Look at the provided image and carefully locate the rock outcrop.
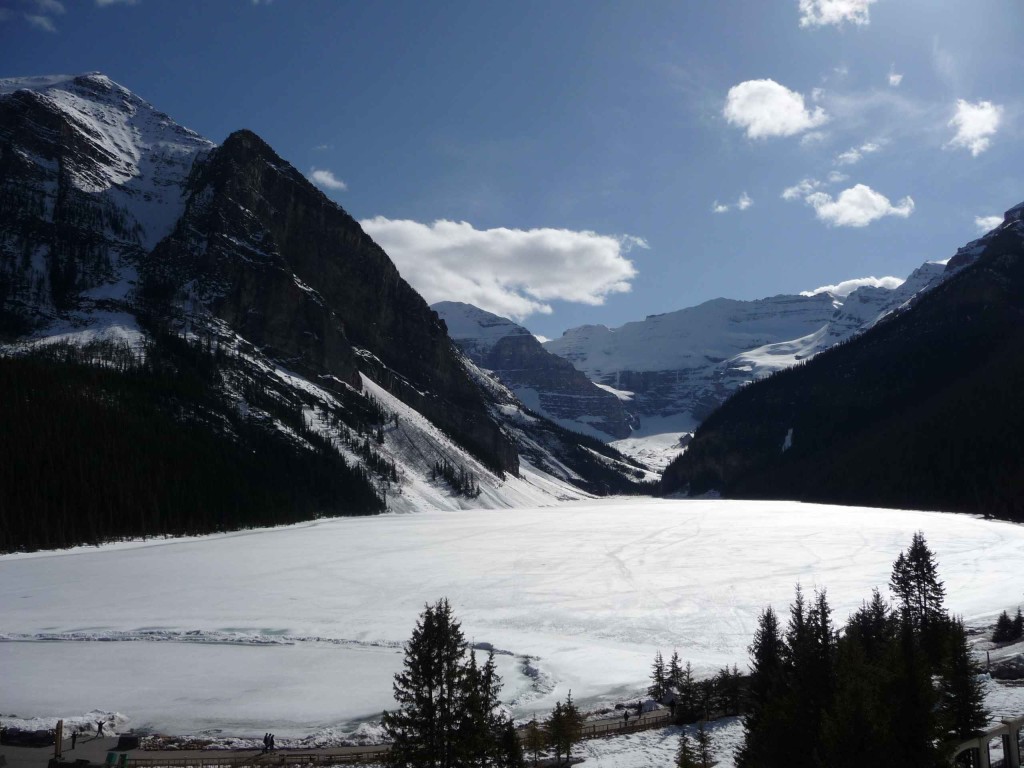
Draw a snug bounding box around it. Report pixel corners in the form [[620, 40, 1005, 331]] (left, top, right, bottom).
[[434, 301, 634, 440]]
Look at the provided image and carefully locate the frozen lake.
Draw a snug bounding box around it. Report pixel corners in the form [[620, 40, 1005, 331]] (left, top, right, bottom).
[[2, 498, 1020, 737]]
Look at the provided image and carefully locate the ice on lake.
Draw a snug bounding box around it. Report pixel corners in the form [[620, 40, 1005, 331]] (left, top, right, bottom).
[[2, 498, 1020, 737]]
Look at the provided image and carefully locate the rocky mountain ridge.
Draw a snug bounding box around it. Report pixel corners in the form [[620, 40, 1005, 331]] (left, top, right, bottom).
[[545, 252, 970, 441], [657, 197, 1024, 517], [433, 300, 634, 440], [0, 73, 646, 550]]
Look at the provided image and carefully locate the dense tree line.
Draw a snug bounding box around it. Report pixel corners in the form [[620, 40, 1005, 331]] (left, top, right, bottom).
[[660, 231, 1024, 520], [432, 458, 481, 498], [992, 607, 1024, 643], [649, 650, 743, 723], [737, 533, 987, 768], [0, 332, 388, 552]]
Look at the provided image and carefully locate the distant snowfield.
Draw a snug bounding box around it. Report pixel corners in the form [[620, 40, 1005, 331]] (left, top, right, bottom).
[[2, 499, 1021, 741]]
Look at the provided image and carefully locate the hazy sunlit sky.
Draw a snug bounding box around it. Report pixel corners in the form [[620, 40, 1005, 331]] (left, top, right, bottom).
[[2, 0, 1022, 339]]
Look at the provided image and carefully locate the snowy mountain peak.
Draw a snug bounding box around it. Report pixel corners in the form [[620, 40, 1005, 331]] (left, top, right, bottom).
[[433, 301, 532, 352]]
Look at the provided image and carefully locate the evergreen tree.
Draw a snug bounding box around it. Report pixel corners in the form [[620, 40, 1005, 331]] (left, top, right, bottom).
[[941, 617, 988, 741], [736, 606, 787, 768], [384, 599, 470, 768], [890, 532, 947, 660], [675, 661, 699, 724], [523, 716, 545, 768], [495, 720, 525, 768], [675, 732, 699, 768], [993, 610, 1015, 643], [384, 600, 510, 768], [694, 721, 714, 768], [1015, 607, 1024, 641], [668, 650, 684, 692], [545, 692, 583, 767], [649, 650, 667, 700]]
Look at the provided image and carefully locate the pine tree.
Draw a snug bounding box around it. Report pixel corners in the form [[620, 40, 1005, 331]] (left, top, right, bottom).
[[546, 692, 583, 767], [890, 532, 947, 660], [495, 720, 525, 768], [383, 599, 470, 768], [993, 610, 1015, 642], [1015, 607, 1024, 641], [694, 721, 714, 768], [649, 650, 667, 700], [675, 732, 699, 768], [668, 650, 684, 692], [523, 716, 545, 768], [941, 616, 988, 741], [383, 600, 509, 768], [675, 661, 698, 724], [736, 606, 787, 768]]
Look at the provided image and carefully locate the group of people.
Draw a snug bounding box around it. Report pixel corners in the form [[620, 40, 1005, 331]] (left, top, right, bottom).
[[262, 733, 276, 753]]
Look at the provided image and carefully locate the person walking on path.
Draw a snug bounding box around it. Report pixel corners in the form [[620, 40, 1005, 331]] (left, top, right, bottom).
[[623, 710, 630, 729], [270, 734, 275, 751], [262, 734, 269, 754], [71, 732, 77, 750], [96, 721, 105, 738]]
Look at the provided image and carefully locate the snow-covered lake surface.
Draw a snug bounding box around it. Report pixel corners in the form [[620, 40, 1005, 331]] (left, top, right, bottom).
[[2, 498, 1021, 742]]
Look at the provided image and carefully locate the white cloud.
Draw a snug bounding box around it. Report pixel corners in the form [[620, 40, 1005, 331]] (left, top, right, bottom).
[[723, 79, 828, 139], [360, 218, 643, 321], [533, 334, 550, 344], [309, 167, 347, 191], [805, 184, 914, 227], [24, 13, 57, 31], [96, 0, 139, 5], [800, 130, 828, 146], [888, 67, 903, 87], [782, 178, 822, 201], [827, 170, 849, 184], [801, 275, 905, 297], [974, 215, 1003, 233], [32, 0, 64, 13], [835, 140, 881, 166], [947, 99, 1003, 157], [799, 0, 877, 27], [312, 144, 332, 151], [712, 192, 753, 213]]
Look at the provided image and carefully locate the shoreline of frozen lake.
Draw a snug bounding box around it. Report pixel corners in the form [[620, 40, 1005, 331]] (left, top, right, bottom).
[[2, 498, 1022, 739]]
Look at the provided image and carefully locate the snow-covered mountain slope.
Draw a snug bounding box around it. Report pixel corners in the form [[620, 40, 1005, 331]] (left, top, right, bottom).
[[0, 73, 213, 329], [660, 200, 1024, 516], [1, 73, 646, 552], [545, 246, 980, 465], [434, 301, 634, 440]]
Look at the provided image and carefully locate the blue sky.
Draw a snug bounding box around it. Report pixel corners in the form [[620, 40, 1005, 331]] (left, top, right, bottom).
[[2, 0, 1022, 339]]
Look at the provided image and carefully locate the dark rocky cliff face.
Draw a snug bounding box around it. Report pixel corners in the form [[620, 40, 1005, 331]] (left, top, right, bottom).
[[434, 300, 634, 440], [145, 130, 518, 475], [659, 204, 1024, 519]]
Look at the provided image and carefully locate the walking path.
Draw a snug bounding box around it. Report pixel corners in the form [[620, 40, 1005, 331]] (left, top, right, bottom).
[[0, 709, 674, 768]]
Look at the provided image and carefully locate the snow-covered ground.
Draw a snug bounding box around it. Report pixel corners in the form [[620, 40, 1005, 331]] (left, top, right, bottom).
[[2, 499, 1022, 749]]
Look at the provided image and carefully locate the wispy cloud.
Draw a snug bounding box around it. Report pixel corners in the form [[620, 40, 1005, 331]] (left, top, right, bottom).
[[309, 167, 347, 191], [974, 215, 1003, 233], [801, 275, 904, 297], [888, 65, 903, 87], [799, 0, 877, 28], [712, 192, 753, 214], [312, 144, 332, 151], [360, 218, 643, 321], [22, 0, 63, 32], [835, 140, 881, 166], [24, 13, 57, 31], [723, 79, 828, 139], [947, 99, 1003, 157], [96, 0, 139, 6], [805, 184, 914, 227]]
